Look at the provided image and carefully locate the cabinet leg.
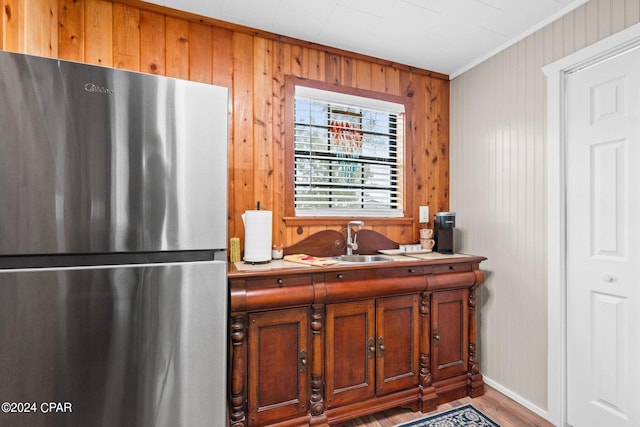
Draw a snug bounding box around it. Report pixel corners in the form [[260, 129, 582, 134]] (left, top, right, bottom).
[[467, 283, 484, 398], [230, 314, 247, 427], [310, 305, 327, 424], [468, 371, 485, 398], [419, 293, 438, 411]]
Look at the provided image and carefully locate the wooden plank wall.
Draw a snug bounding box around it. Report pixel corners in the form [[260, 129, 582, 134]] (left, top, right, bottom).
[[450, 0, 640, 414], [1, 0, 450, 249]]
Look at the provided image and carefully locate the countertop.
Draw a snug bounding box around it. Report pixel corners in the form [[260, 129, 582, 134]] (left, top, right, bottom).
[[228, 252, 486, 278]]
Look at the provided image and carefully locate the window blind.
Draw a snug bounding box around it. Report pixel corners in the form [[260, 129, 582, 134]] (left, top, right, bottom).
[[294, 86, 405, 217]]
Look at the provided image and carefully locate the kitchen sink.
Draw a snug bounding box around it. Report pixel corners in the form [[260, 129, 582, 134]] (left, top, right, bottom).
[[332, 255, 393, 264]]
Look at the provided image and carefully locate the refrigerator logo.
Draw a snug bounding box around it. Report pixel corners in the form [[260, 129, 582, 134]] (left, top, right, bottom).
[[84, 83, 113, 94]]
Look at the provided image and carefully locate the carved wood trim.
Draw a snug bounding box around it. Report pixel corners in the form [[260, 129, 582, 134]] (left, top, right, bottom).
[[230, 314, 247, 427], [283, 230, 346, 257], [310, 305, 327, 421], [467, 269, 485, 397], [283, 229, 399, 257], [352, 229, 400, 254]]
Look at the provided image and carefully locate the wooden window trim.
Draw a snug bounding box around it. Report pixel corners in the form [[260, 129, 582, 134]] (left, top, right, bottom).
[[284, 75, 414, 224]]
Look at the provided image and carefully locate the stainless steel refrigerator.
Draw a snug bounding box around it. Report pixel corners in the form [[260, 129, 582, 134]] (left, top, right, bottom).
[[0, 51, 229, 427]]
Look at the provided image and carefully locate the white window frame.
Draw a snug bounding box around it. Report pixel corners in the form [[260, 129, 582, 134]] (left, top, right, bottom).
[[292, 85, 406, 218]]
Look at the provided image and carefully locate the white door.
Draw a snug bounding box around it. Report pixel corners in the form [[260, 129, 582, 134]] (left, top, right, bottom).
[[566, 47, 640, 427]]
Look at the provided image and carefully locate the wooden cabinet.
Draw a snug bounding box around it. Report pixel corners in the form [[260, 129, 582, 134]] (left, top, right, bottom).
[[431, 289, 468, 382], [429, 289, 471, 404], [228, 257, 485, 427], [247, 307, 310, 426], [325, 299, 376, 408], [325, 295, 419, 409], [376, 295, 420, 396]]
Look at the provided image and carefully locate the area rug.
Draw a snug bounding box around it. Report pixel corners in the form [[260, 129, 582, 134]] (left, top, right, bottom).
[[395, 404, 500, 427]]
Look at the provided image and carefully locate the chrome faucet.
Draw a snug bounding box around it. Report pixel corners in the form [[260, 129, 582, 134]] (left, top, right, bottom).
[[345, 220, 364, 255]]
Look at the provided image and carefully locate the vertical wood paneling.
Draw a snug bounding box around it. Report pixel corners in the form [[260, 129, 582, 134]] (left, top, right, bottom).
[[355, 59, 372, 90], [232, 31, 254, 238], [2, 0, 451, 250], [574, 4, 587, 50], [211, 27, 233, 88], [625, 0, 640, 27], [58, 0, 83, 61], [586, 0, 600, 45], [165, 17, 188, 79], [451, 0, 640, 411], [290, 44, 303, 78], [371, 64, 385, 93], [0, 0, 3, 49], [253, 37, 274, 216], [273, 40, 291, 246], [385, 65, 400, 96], [112, 3, 139, 71], [599, 0, 612, 38], [5, 0, 57, 55], [341, 56, 354, 87], [139, 10, 164, 75], [325, 53, 340, 85], [400, 69, 416, 240], [3, 0, 24, 52], [188, 22, 211, 83], [307, 48, 324, 81], [85, 0, 112, 66], [27, 0, 57, 57], [612, 0, 626, 32], [211, 26, 234, 236]]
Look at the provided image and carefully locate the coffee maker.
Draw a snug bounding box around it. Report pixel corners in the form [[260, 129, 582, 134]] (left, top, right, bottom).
[[434, 212, 455, 254]]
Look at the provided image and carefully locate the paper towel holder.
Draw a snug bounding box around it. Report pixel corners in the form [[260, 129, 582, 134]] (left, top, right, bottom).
[[241, 205, 272, 264]]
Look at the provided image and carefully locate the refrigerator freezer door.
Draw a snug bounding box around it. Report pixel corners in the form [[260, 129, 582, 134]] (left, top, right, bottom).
[[0, 261, 227, 427], [0, 51, 228, 255]]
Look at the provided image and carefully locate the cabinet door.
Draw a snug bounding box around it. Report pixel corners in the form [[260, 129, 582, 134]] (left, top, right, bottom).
[[325, 300, 376, 408], [376, 294, 420, 395], [431, 289, 469, 381], [247, 307, 309, 426]]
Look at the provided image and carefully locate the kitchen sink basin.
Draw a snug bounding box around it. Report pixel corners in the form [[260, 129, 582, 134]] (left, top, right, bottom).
[[332, 255, 393, 264]]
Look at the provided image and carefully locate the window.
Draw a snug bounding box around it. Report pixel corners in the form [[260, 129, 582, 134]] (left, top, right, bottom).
[[292, 85, 405, 218]]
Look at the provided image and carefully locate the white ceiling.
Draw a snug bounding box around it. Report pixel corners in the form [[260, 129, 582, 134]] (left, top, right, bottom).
[[143, 0, 587, 78]]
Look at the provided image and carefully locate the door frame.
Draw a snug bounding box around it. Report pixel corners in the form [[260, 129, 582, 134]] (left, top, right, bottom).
[[543, 23, 640, 427]]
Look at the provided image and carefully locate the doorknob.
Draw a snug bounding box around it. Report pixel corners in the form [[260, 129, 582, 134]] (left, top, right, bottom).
[[368, 337, 375, 359], [602, 274, 615, 283], [378, 336, 385, 358]]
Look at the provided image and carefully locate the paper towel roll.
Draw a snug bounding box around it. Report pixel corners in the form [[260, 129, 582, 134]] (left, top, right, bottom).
[[242, 210, 272, 262]]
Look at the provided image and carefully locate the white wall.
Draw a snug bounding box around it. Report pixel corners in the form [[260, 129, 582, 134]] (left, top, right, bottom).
[[450, 0, 640, 414]]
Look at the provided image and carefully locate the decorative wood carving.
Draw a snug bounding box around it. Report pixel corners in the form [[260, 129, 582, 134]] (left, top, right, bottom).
[[419, 293, 432, 388], [283, 230, 345, 257], [468, 269, 485, 397], [352, 229, 399, 254], [419, 291, 438, 412], [282, 229, 399, 257], [228, 256, 486, 426], [230, 314, 247, 427], [310, 305, 326, 420]]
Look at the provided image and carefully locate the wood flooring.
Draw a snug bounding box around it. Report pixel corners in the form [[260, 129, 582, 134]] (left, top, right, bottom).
[[343, 386, 554, 427]]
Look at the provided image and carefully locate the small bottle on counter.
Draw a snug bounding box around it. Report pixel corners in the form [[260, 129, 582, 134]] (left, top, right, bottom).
[[230, 237, 241, 263]]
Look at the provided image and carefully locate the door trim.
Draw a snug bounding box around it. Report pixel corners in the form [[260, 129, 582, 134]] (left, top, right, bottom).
[[543, 22, 640, 427]]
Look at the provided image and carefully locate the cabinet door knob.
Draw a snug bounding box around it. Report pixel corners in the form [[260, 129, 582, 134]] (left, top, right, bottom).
[[433, 327, 440, 347], [299, 349, 307, 373], [367, 337, 375, 359], [337, 274, 344, 280], [602, 274, 615, 283], [378, 336, 385, 358], [277, 278, 284, 285]]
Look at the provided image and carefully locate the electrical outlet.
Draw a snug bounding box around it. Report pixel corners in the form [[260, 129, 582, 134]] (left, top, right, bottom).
[[419, 206, 429, 223]]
